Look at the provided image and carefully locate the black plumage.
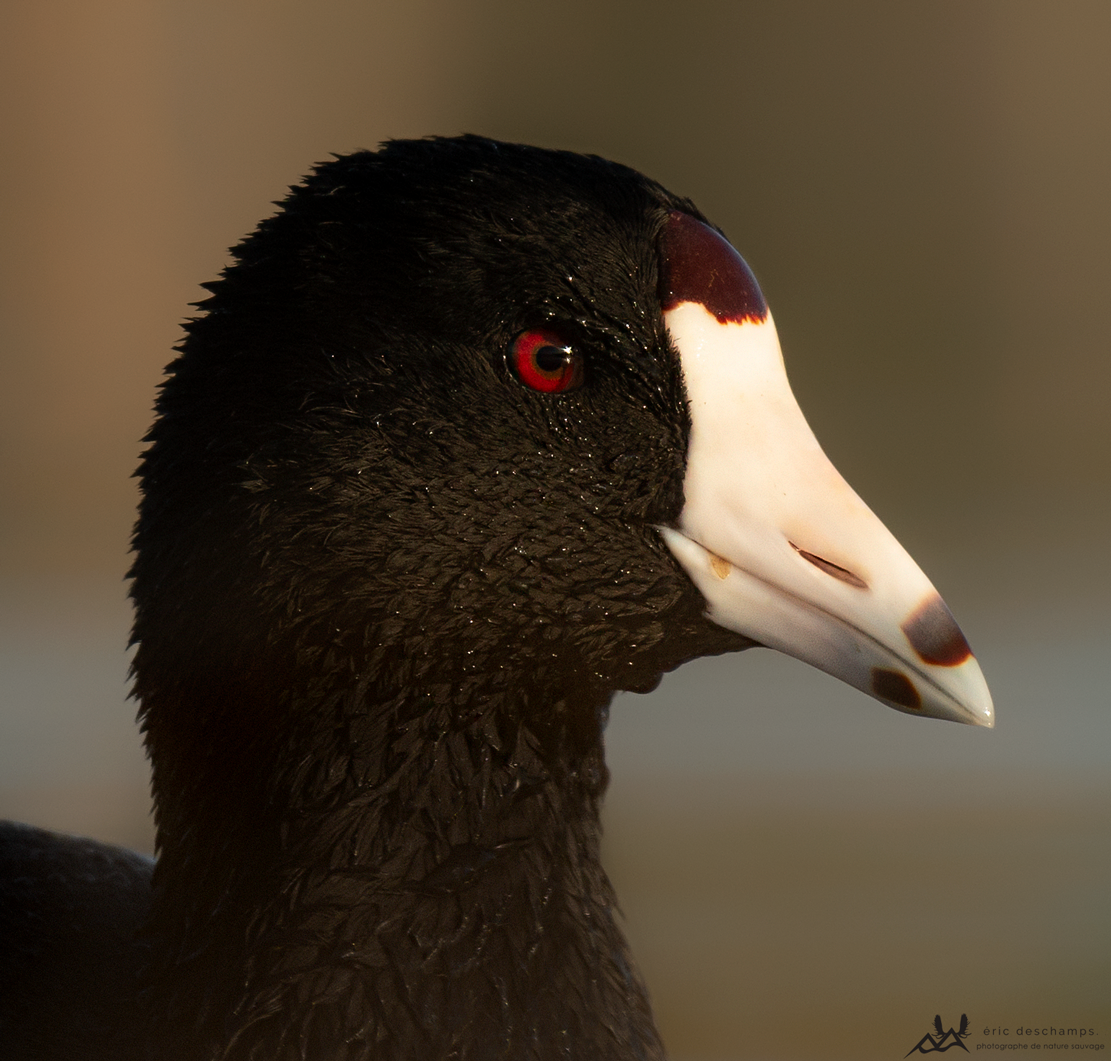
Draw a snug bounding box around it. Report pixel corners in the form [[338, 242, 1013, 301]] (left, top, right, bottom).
[[4, 137, 752, 1060], [133, 136, 753, 1061]]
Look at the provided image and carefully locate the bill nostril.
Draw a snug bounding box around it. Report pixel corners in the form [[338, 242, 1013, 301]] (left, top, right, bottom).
[[789, 541, 868, 589]]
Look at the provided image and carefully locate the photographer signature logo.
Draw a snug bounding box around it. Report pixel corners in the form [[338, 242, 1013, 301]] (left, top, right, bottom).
[[905, 1013, 971, 1055]]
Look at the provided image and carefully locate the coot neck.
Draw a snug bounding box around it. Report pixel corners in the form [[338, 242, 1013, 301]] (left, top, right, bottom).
[[142, 659, 666, 1061]]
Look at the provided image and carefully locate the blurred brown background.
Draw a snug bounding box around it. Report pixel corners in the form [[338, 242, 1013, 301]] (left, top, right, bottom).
[[1, 2, 1108, 1058]]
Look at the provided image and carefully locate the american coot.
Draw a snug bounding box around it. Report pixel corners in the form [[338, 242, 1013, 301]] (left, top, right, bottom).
[[0, 136, 992, 1060]]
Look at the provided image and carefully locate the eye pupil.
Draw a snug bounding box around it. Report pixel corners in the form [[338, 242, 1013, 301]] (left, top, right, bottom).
[[511, 329, 584, 394], [534, 344, 568, 373]]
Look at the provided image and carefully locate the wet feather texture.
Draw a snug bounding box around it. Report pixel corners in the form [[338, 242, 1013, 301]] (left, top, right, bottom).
[[130, 137, 744, 1060]]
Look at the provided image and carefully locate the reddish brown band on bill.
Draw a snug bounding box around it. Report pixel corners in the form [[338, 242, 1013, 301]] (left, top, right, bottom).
[[901, 595, 973, 667], [871, 667, 922, 711], [659, 211, 768, 325]]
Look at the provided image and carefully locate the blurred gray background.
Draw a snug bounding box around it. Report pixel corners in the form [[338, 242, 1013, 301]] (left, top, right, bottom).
[[1, 2, 1108, 1058]]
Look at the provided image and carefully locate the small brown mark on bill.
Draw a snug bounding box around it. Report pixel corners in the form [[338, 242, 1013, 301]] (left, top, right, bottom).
[[902, 594, 972, 666], [709, 553, 732, 579], [871, 667, 922, 711], [789, 542, 868, 589]]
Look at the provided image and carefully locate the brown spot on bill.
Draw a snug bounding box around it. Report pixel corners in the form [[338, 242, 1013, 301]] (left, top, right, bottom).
[[709, 553, 732, 580], [871, 668, 922, 711], [902, 595, 972, 667], [658, 211, 768, 325]]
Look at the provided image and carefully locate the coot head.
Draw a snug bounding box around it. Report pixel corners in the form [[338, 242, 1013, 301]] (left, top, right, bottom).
[[129, 135, 990, 1059]]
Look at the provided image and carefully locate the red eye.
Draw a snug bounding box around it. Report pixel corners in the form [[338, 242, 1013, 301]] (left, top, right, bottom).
[[511, 329, 584, 393]]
